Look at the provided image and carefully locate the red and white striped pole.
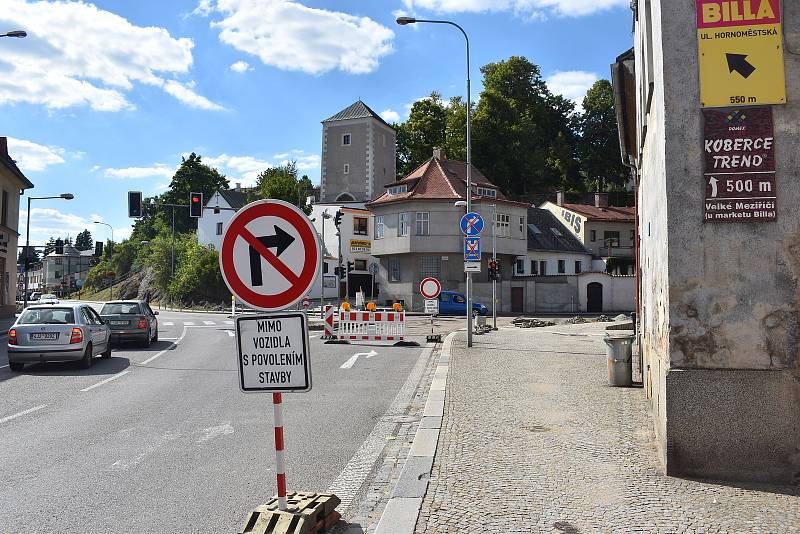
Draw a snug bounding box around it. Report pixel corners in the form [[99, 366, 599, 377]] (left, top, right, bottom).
[[272, 392, 287, 511]]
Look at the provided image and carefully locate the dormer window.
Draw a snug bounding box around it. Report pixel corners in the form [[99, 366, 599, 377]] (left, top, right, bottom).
[[388, 184, 407, 195], [476, 186, 497, 198]]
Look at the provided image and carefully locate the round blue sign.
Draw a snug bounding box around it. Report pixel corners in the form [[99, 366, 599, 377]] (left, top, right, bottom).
[[460, 212, 484, 236]]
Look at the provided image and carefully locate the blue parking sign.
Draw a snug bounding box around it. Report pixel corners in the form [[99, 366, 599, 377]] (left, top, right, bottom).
[[464, 237, 481, 261], [460, 212, 484, 236]]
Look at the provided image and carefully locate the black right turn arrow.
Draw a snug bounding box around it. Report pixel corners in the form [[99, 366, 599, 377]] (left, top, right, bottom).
[[248, 226, 295, 286], [726, 53, 756, 79]]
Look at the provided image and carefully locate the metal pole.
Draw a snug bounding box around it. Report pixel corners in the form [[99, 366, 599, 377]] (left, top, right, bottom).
[[464, 26, 473, 347], [23, 196, 30, 309], [272, 392, 288, 511], [109, 227, 114, 301], [320, 214, 325, 318], [337, 230, 342, 303], [171, 206, 176, 279], [492, 202, 497, 330]]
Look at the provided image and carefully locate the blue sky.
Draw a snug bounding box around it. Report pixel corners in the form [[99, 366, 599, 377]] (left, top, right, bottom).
[[1, 0, 632, 246]]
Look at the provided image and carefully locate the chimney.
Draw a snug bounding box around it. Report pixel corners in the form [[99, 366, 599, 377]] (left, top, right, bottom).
[[556, 191, 565, 207], [595, 192, 609, 208], [235, 182, 242, 191], [0, 137, 7, 158], [432, 147, 446, 160]]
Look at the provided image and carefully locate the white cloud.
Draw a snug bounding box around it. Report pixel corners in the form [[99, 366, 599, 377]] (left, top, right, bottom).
[[0, 0, 220, 111], [191, 0, 214, 17], [90, 214, 104, 223], [401, 0, 627, 17], [230, 60, 252, 73], [546, 70, 598, 107], [380, 109, 400, 123], [162, 80, 225, 111], [6, 137, 65, 171], [20, 207, 95, 245], [104, 164, 175, 179], [204, 149, 321, 185], [207, 0, 394, 75]]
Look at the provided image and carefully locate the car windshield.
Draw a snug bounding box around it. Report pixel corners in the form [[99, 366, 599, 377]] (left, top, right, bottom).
[[101, 303, 141, 315], [40, 294, 57, 300], [19, 308, 75, 325]]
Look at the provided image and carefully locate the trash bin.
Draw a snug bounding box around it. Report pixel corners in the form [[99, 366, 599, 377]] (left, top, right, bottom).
[[603, 334, 634, 387]]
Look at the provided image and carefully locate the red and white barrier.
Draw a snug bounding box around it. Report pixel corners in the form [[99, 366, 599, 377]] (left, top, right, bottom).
[[337, 311, 405, 342], [323, 305, 335, 338]]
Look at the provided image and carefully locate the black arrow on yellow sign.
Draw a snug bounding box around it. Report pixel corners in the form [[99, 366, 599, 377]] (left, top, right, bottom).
[[726, 53, 756, 79]]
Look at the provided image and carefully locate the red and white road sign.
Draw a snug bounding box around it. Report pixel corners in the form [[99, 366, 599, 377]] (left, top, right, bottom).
[[419, 277, 442, 299], [220, 199, 320, 311]]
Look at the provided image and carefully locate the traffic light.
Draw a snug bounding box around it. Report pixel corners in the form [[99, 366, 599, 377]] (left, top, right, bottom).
[[347, 260, 355, 272], [55, 239, 64, 255], [128, 191, 142, 218], [189, 192, 203, 218], [489, 259, 499, 281], [94, 241, 104, 257], [334, 210, 343, 228]]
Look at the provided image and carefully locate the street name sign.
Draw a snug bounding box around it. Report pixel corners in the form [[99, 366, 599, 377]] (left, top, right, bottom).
[[460, 212, 484, 236], [424, 299, 439, 315], [703, 106, 777, 222], [220, 199, 321, 311], [235, 313, 311, 393], [696, 0, 786, 108], [464, 237, 481, 262], [464, 261, 481, 273], [419, 277, 442, 299]]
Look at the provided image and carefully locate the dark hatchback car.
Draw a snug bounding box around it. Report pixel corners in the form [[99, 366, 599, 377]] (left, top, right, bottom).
[[99, 300, 159, 347]]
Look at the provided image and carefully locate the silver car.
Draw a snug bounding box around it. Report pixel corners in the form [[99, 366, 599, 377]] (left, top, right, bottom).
[[7, 304, 112, 371]]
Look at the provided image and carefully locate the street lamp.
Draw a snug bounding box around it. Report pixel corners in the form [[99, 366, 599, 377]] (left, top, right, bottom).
[[23, 193, 74, 308], [320, 210, 331, 318], [1, 30, 27, 38], [93, 221, 114, 300], [398, 16, 474, 346]]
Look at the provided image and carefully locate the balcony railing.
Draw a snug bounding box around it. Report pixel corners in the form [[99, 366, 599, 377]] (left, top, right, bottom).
[[598, 245, 634, 258]]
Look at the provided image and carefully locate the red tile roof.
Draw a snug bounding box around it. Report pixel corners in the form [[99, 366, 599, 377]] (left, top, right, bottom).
[[561, 202, 635, 222], [367, 157, 526, 207]]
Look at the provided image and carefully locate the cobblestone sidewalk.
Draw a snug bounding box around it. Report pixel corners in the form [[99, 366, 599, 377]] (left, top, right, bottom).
[[416, 323, 800, 533]]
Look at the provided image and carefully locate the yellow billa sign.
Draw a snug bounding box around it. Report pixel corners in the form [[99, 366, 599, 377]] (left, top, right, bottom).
[[349, 239, 371, 253], [696, 0, 786, 108]]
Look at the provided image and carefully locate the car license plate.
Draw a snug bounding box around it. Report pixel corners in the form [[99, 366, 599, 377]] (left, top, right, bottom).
[[111, 320, 128, 325], [30, 332, 58, 341]]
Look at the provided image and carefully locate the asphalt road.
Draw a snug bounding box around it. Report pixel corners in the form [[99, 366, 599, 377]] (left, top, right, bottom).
[[0, 306, 434, 533]]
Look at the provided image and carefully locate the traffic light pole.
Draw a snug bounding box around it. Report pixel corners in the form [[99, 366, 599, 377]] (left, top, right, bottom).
[[492, 202, 497, 330]]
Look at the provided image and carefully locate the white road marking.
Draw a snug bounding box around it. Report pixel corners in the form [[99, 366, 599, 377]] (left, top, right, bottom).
[[226, 330, 234, 337], [197, 423, 234, 443], [203, 320, 215, 325], [0, 404, 47, 425], [0, 364, 8, 369], [163, 322, 174, 326], [224, 320, 234, 325], [340, 350, 378, 369], [183, 321, 195, 326], [308, 335, 318, 339], [81, 370, 130, 392]]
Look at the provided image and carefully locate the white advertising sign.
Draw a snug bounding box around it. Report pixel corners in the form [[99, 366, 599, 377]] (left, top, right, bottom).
[[235, 312, 311, 393]]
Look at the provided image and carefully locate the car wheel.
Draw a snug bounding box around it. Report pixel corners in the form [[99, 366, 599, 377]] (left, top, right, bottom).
[[101, 341, 112, 359], [141, 330, 151, 348], [8, 361, 23, 372], [80, 344, 93, 369], [152, 327, 158, 343]]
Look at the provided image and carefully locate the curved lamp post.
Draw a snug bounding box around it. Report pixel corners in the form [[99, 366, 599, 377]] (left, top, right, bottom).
[[23, 193, 74, 308], [1, 30, 27, 38]]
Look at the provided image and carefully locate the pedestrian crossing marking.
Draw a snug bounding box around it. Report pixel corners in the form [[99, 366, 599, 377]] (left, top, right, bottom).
[[163, 322, 174, 326], [183, 321, 195, 326], [203, 320, 215, 325], [224, 320, 234, 325]]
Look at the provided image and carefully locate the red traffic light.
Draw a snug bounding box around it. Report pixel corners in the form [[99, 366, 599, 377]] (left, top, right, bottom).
[[189, 192, 203, 218], [192, 196, 200, 203]]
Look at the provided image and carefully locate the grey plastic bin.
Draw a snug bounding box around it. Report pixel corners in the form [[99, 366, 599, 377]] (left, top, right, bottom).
[[603, 334, 634, 387]]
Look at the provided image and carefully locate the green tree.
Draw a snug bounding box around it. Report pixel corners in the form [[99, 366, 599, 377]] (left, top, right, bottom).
[[161, 153, 229, 233], [43, 237, 56, 256], [169, 237, 228, 302], [396, 92, 448, 177], [75, 229, 93, 251], [253, 162, 312, 214], [579, 79, 629, 190]]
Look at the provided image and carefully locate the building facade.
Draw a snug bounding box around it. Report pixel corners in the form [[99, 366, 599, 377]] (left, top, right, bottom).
[[41, 246, 96, 294], [0, 137, 34, 317], [198, 187, 249, 251], [541, 192, 635, 274], [614, 0, 800, 484], [367, 150, 528, 311], [320, 100, 396, 203]]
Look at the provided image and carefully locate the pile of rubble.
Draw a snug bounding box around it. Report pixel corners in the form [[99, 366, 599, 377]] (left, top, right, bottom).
[[595, 315, 613, 322], [513, 317, 556, 328], [564, 316, 587, 324]]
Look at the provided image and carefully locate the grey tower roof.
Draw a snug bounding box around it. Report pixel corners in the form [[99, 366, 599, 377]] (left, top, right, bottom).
[[323, 100, 390, 127]]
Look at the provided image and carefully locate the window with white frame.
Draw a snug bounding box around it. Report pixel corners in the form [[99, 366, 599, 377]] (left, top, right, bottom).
[[515, 258, 524, 275], [388, 184, 407, 195], [353, 217, 368, 236], [519, 216, 525, 235], [539, 261, 547, 275], [216, 222, 223, 235], [416, 212, 429, 236], [494, 213, 510, 237], [419, 256, 441, 279], [575, 260, 582, 274], [374, 215, 384, 239], [389, 257, 401, 281], [558, 260, 566, 273], [342, 133, 351, 146], [531, 260, 538, 275], [476, 186, 496, 198], [343, 164, 350, 174], [399, 213, 410, 236]]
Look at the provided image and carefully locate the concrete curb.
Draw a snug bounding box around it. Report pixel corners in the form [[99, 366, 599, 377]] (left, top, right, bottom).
[[373, 331, 456, 534]]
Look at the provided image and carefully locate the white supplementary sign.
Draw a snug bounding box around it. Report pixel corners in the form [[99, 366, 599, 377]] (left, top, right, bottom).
[[464, 261, 481, 273], [424, 299, 439, 315], [235, 313, 311, 393]]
